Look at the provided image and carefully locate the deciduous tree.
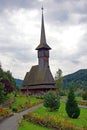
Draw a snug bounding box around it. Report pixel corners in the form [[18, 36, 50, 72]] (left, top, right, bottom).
[[55, 69, 63, 94], [0, 83, 5, 104]]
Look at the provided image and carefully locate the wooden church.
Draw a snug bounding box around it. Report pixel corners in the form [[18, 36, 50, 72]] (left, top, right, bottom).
[[21, 8, 56, 95]]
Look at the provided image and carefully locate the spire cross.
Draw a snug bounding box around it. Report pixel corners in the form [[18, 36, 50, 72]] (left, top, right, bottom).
[[41, 6, 44, 13]]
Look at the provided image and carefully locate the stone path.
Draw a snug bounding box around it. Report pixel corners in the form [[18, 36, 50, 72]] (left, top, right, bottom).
[[0, 104, 43, 130], [61, 98, 87, 109]]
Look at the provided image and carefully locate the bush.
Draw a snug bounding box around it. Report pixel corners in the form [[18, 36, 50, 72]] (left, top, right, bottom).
[[44, 91, 60, 111], [66, 87, 80, 118], [82, 91, 87, 100], [12, 107, 18, 112], [60, 91, 66, 96], [0, 107, 11, 117]]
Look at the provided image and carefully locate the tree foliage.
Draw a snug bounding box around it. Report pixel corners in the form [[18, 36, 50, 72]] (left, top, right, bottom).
[[1, 78, 14, 95], [0, 82, 6, 104], [63, 69, 87, 90], [66, 86, 80, 118], [55, 69, 63, 94], [0, 65, 15, 95], [44, 91, 60, 111], [82, 90, 87, 100]]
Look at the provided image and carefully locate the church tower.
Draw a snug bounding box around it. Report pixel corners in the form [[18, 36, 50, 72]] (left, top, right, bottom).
[[22, 8, 55, 94], [36, 7, 51, 69]]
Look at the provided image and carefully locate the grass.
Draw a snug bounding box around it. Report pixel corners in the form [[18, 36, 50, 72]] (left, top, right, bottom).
[[61, 95, 82, 101], [4, 95, 43, 112], [4, 94, 87, 129], [34, 101, 87, 128], [18, 120, 52, 130], [18, 96, 87, 129], [12, 96, 42, 107], [12, 96, 27, 107], [76, 96, 83, 101]]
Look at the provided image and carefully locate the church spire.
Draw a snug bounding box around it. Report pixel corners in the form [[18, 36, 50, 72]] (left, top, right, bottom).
[[36, 7, 51, 50], [40, 6, 46, 46]]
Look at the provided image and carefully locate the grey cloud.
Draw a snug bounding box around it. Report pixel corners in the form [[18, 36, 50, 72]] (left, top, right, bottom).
[[51, 29, 87, 66], [0, 0, 87, 78], [0, 0, 40, 10], [0, 8, 38, 65], [77, 32, 87, 56], [0, 0, 87, 24], [80, 16, 87, 23], [44, 0, 87, 25], [0, 41, 36, 63], [66, 32, 87, 64], [46, 10, 69, 24]]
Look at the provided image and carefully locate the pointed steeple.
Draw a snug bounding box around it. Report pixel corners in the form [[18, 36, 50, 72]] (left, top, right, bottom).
[[36, 7, 51, 50]]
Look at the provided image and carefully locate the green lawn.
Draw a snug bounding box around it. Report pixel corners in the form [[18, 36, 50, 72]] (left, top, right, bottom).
[[18, 120, 52, 130], [12, 96, 27, 107], [76, 96, 82, 101], [12, 96, 42, 107], [18, 98, 87, 129], [61, 96, 82, 101], [34, 101, 87, 128], [4, 95, 43, 112]]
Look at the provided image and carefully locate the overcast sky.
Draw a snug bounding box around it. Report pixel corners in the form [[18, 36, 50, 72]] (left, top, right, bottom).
[[0, 0, 87, 79]]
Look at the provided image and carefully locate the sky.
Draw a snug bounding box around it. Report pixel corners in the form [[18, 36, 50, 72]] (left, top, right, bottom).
[[0, 0, 87, 79]]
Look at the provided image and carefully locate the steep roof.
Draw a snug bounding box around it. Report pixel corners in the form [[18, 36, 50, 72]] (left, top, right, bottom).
[[36, 7, 51, 50], [23, 65, 55, 89]]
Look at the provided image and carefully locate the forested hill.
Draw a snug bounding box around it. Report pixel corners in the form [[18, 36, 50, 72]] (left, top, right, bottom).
[[63, 69, 87, 90], [15, 79, 23, 87]]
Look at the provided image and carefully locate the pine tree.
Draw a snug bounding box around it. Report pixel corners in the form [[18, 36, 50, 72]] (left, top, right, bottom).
[[66, 86, 80, 118]]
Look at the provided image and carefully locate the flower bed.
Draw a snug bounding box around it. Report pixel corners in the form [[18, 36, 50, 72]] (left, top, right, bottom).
[[0, 107, 13, 121], [12, 100, 43, 113], [78, 100, 87, 106], [23, 112, 85, 130]]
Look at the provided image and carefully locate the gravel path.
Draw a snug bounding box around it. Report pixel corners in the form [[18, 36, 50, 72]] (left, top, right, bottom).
[[61, 98, 87, 109], [0, 104, 43, 130]]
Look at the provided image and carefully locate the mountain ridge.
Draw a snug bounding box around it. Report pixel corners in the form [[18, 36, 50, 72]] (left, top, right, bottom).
[[15, 69, 87, 89], [15, 78, 23, 87], [63, 69, 87, 90]]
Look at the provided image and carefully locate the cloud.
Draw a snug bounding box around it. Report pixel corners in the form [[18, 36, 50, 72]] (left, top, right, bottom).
[[0, 0, 87, 79], [0, 0, 40, 10], [43, 0, 87, 25], [0, 8, 39, 78]]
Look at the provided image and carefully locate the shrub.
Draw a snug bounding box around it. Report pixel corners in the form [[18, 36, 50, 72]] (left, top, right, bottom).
[[12, 107, 18, 112], [35, 95, 44, 99], [82, 91, 87, 100], [44, 91, 60, 111], [0, 107, 11, 117], [66, 87, 80, 118], [60, 91, 66, 96]]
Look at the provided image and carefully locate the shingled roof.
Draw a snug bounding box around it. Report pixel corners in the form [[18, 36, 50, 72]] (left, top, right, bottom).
[[23, 65, 55, 89]]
